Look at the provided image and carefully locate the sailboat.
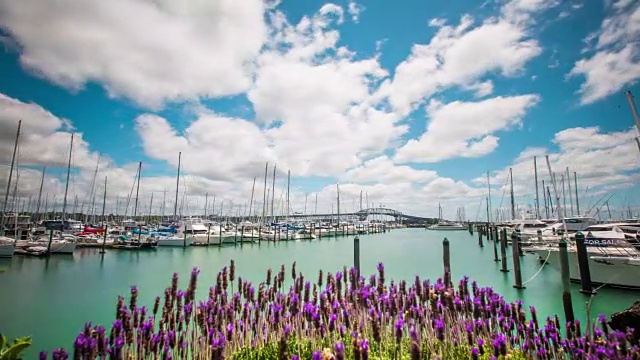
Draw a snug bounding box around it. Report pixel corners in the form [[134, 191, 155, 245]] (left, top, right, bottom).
[[0, 121, 20, 258], [428, 203, 466, 230]]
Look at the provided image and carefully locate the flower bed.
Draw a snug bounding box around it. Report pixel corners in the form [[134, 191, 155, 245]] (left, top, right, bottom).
[[39, 262, 638, 359]]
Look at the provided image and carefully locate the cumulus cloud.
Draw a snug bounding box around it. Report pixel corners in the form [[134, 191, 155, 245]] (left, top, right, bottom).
[[395, 95, 540, 163], [0, 0, 268, 108], [472, 126, 640, 217], [377, 5, 544, 116], [568, 0, 640, 104]]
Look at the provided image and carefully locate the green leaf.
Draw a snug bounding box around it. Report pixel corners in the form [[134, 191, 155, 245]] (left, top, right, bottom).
[[0, 336, 31, 360], [0, 333, 6, 352]]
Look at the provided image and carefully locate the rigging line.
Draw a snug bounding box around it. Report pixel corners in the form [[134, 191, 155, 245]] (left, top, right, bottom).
[[496, 173, 510, 210], [522, 249, 551, 285]]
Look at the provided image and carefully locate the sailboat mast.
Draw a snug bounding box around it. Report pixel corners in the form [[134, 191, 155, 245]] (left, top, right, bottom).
[[624, 90, 640, 155], [286, 170, 290, 219], [486, 171, 492, 223], [35, 166, 46, 222], [314, 193, 318, 215], [304, 193, 308, 215], [574, 172, 580, 215], [533, 156, 540, 218], [249, 177, 256, 222], [270, 164, 276, 223], [101, 176, 107, 225], [359, 190, 363, 211], [148, 192, 154, 223], [509, 168, 516, 219], [61, 133, 74, 222], [173, 152, 181, 221], [560, 175, 566, 217], [566, 167, 574, 216], [542, 179, 548, 218], [336, 184, 340, 224], [133, 162, 142, 219], [204, 192, 208, 219], [262, 162, 268, 224], [1, 120, 21, 235]]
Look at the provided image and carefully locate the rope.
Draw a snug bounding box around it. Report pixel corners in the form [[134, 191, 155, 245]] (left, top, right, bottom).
[[522, 249, 552, 285]]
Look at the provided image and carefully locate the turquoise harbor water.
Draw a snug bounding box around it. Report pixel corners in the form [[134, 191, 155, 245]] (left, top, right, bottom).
[[0, 228, 638, 357]]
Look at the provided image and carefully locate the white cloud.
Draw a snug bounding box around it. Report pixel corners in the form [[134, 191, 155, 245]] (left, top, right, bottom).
[[245, 4, 407, 177], [0, 94, 99, 169], [463, 80, 495, 98], [341, 156, 437, 184], [0, 0, 268, 109], [347, 1, 365, 23], [472, 126, 640, 217], [378, 3, 544, 116], [395, 94, 540, 163], [135, 112, 272, 181], [568, 0, 640, 104]]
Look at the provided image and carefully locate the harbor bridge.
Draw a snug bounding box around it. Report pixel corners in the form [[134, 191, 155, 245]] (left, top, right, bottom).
[[282, 207, 432, 222]]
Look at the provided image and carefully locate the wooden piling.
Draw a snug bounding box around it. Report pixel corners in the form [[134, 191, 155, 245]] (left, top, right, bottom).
[[234, 225, 238, 245], [183, 230, 187, 248], [500, 229, 509, 272], [558, 238, 575, 323], [443, 237, 452, 288], [207, 224, 211, 246], [492, 229, 499, 262], [515, 229, 524, 256], [100, 225, 108, 254], [575, 232, 596, 295], [354, 236, 360, 276], [46, 229, 54, 255], [478, 227, 484, 247], [511, 230, 525, 289]]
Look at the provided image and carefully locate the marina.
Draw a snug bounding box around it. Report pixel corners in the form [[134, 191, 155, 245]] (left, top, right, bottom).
[[1, 227, 639, 357]]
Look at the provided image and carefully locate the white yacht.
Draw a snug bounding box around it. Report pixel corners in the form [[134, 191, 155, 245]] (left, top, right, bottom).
[[526, 229, 640, 289], [0, 236, 15, 258], [546, 216, 598, 234], [427, 221, 466, 230]]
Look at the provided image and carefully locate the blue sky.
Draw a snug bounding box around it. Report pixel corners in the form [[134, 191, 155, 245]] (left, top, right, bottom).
[[0, 0, 638, 220]]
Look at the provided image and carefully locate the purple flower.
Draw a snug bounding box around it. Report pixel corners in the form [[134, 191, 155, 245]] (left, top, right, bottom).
[[312, 350, 322, 360], [335, 341, 345, 360]]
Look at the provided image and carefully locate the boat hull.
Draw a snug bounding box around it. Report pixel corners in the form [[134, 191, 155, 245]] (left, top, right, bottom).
[[156, 237, 194, 247], [530, 248, 640, 289], [0, 244, 15, 258]]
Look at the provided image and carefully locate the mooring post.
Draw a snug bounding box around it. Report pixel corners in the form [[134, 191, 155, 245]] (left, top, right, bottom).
[[492, 228, 499, 262], [511, 230, 525, 289], [575, 232, 596, 295], [487, 224, 492, 240], [500, 229, 509, 272], [354, 236, 360, 276], [443, 237, 452, 288], [478, 226, 484, 247], [46, 229, 54, 256], [207, 224, 211, 246], [137, 225, 142, 244], [234, 225, 238, 245], [183, 230, 187, 248], [241, 225, 245, 246], [558, 238, 575, 323], [515, 229, 524, 256], [100, 225, 108, 254], [537, 229, 543, 245], [218, 224, 223, 245]]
